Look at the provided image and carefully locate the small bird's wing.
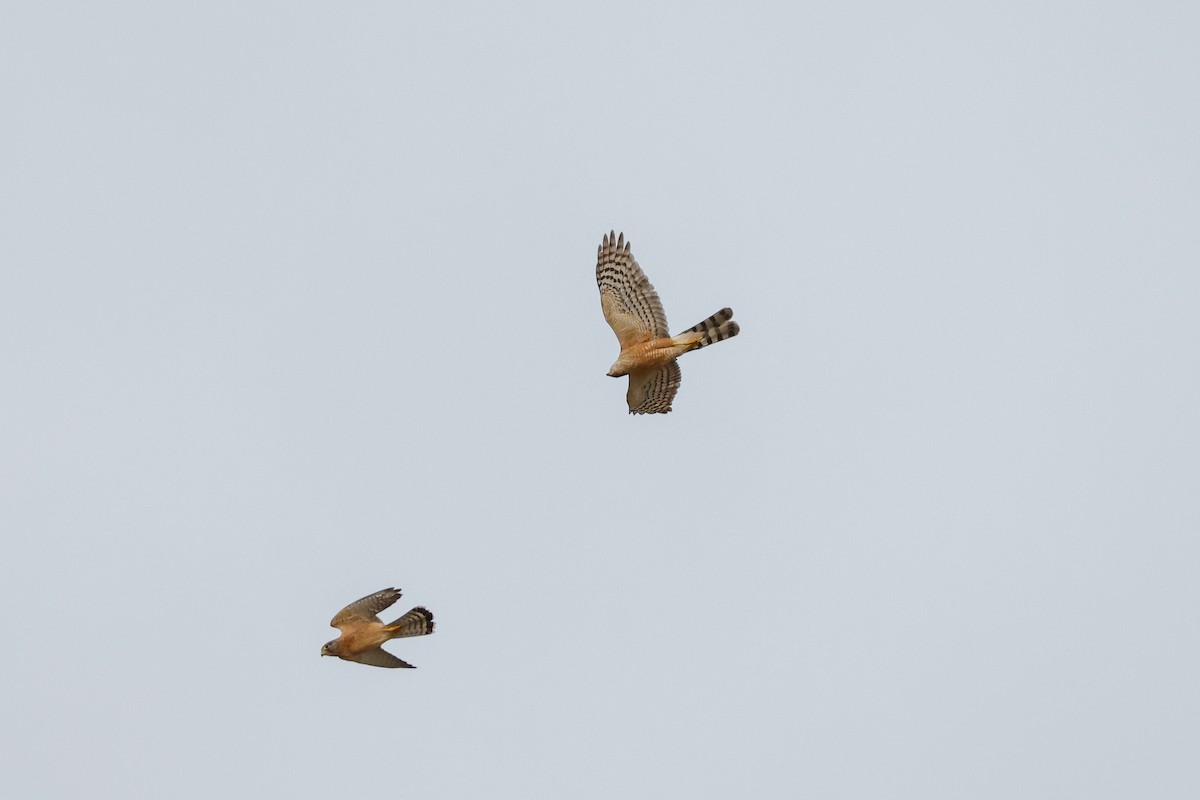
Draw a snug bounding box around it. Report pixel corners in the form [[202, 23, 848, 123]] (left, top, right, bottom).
[[387, 606, 436, 638], [597, 231, 669, 348], [626, 361, 682, 415], [345, 647, 417, 669], [331, 587, 403, 628]]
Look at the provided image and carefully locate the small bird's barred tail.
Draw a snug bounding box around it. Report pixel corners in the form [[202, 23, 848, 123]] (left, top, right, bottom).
[[386, 607, 436, 639], [679, 307, 739, 349]]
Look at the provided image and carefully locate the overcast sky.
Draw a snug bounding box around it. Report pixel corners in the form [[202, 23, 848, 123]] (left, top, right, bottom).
[[3, 2, 1199, 798]]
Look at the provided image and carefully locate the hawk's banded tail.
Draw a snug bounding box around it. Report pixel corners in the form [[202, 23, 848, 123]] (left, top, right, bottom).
[[678, 307, 739, 350], [386, 607, 436, 639]]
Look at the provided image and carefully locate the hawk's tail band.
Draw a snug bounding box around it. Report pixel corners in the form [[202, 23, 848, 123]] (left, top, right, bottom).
[[386, 606, 436, 639], [678, 307, 739, 350]]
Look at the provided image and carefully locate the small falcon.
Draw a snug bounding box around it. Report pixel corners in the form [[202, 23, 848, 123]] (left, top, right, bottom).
[[596, 230, 740, 414], [320, 587, 435, 669]]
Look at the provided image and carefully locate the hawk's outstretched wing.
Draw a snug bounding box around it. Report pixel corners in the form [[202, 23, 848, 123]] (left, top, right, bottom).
[[345, 647, 417, 669], [597, 230, 669, 347], [331, 587, 403, 629], [626, 361, 682, 415]]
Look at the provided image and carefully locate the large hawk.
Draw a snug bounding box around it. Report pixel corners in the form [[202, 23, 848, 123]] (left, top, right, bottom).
[[596, 230, 740, 414]]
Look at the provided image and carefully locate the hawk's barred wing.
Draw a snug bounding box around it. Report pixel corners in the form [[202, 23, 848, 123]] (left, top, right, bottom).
[[597, 231, 669, 347], [331, 587, 403, 628], [626, 361, 682, 415], [345, 647, 417, 669]]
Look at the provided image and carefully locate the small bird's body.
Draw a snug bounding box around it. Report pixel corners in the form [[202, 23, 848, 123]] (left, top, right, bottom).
[[596, 231, 739, 414], [321, 587, 435, 669]]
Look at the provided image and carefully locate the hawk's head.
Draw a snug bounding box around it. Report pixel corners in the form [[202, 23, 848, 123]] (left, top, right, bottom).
[[320, 640, 340, 657]]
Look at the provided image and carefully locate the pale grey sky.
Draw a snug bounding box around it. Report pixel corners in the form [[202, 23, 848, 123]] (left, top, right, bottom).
[[3, 2, 1199, 798]]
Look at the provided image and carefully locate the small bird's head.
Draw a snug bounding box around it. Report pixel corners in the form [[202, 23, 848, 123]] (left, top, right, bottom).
[[320, 640, 339, 657]]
